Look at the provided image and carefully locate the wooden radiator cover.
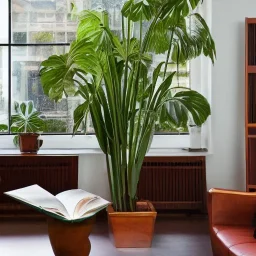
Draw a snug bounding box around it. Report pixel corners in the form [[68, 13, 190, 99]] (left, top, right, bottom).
[[0, 155, 206, 215], [137, 156, 206, 212], [0, 155, 78, 216]]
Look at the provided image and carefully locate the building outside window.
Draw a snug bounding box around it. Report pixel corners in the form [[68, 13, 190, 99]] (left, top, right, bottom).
[[0, 0, 190, 137]]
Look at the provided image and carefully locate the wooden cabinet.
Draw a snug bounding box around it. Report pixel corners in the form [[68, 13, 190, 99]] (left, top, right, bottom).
[[0, 155, 78, 216], [245, 18, 256, 191]]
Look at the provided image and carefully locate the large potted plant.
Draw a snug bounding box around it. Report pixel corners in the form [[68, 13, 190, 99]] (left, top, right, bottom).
[[39, 0, 216, 248]]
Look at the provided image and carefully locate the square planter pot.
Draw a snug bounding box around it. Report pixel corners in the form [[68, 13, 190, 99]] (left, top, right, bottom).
[[107, 201, 157, 248]]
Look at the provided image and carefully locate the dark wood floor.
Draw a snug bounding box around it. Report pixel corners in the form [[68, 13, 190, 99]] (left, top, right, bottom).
[[0, 215, 213, 256]]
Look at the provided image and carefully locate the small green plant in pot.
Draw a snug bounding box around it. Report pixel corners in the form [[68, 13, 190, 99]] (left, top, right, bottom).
[[40, 0, 216, 247], [11, 101, 45, 153]]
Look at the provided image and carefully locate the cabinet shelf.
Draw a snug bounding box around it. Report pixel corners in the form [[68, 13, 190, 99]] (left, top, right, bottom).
[[248, 135, 256, 138], [248, 66, 256, 73], [248, 124, 256, 127]]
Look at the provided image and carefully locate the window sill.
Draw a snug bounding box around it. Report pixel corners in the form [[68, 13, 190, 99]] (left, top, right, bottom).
[[0, 148, 212, 156], [0, 134, 191, 149]]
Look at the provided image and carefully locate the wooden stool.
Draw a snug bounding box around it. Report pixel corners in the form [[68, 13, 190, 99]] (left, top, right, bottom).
[[47, 216, 95, 256]]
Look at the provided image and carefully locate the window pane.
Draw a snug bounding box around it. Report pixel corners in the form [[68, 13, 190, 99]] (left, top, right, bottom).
[[8, 0, 190, 136], [0, 1, 8, 43], [11, 45, 82, 134], [13, 32, 27, 44], [0, 47, 9, 132], [102, 1, 123, 32], [12, 0, 81, 44], [152, 55, 190, 133]]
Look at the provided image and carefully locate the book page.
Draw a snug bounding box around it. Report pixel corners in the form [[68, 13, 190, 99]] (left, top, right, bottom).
[[4, 184, 69, 219], [73, 205, 109, 222], [56, 189, 98, 219], [78, 197, 110, 218]]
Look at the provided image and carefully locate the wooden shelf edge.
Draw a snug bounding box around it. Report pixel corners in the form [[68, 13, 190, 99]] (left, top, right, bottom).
[[247, 124, 256, 127], [247, 185, 256, 189], [248, 66, 256, 73], [247, 18, 256, 24]]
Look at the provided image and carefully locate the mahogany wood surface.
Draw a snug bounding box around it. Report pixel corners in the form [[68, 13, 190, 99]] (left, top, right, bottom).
[[247, 18, 256, 24], [248, 65, 256, 73], [0, 155, 78, 216], [47, 217, 95, 256], [137, 156, 207, 212], [245, 18, 256, 191], [0, 154, 207, 218]]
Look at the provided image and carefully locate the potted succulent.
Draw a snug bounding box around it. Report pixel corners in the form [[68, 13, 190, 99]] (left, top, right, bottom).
[[39, 0, 216, 248], [11, 101, 45, 153]]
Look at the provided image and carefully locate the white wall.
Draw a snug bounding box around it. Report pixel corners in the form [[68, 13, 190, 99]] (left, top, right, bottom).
[[206, 0, 256, 191], [78, 0, 253, 198], [78, 154, 111, 200]]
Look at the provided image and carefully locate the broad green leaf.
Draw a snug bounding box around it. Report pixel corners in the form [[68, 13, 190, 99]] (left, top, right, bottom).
[[73, 101, 90, 134], [148, 20, 170, 53], [40, 54, 75, 101], [77, 10, 102, 41], [164, 90, 211, 126], [40, 39, 98, 101], [77, 10, 114, 53], [170, 13, 216, 64], [182, 1, 189, 17], [123, 0, 156, 21], [150, 71, 176, 110]]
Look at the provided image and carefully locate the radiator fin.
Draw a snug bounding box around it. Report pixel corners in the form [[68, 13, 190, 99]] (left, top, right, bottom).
[[137, 156, 206, 211], [0, 156, 78, 213]]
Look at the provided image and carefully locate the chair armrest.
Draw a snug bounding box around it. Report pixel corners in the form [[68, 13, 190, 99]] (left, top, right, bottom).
[[208, 188, 256, 226]]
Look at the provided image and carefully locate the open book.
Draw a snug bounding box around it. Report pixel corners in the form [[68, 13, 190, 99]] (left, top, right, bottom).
[[4, 185, 110, 222]]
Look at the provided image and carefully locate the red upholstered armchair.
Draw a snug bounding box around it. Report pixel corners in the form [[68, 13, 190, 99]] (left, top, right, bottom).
[[208, 189, 256, 256]]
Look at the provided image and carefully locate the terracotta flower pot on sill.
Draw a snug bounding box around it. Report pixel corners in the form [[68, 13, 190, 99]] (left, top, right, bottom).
[[19, 133, 43, 154], [107, 201, 157, 248]]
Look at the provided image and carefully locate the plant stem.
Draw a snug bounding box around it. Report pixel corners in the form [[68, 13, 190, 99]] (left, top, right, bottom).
[[132, 17, 145, 165], [129, 197, 135, 212], [163, 30, 174, 80], [105, 153, 116, 209], [139, 17, 143, 50], [177, 45, 180, 87], [122, 16, 125, 42], [127, 62, 141, 211], [122, 18, 131, 121], [121, 146, 127, 211]]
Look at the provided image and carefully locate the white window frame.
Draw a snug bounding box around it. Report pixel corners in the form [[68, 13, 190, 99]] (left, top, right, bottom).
[[0, 0, 212, 151]]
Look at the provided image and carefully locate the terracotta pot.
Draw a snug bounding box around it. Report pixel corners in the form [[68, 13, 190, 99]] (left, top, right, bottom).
[[19, 133, 43, 153], [47, 217, 95, 256], [107, 201, 157, 248]]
